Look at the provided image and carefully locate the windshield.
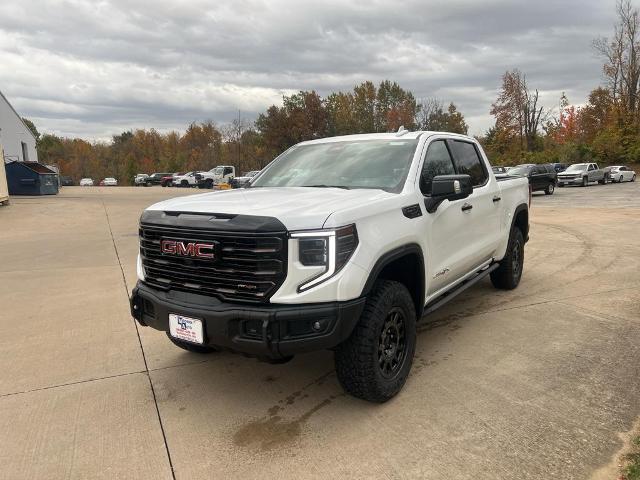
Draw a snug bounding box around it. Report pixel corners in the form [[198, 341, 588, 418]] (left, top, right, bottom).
[[566, 164, 588, 172], [250, 139, 419, 192], [507, 165, 532, 176]]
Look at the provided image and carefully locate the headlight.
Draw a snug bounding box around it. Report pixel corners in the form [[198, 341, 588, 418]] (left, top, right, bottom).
[[290, 224, 358, 292]]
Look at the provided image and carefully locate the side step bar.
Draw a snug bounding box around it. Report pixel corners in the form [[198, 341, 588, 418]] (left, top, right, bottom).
[[422, 263, 499, 317]]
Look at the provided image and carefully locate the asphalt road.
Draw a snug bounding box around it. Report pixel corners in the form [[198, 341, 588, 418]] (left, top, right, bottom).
[[0, 182, 638, 479]]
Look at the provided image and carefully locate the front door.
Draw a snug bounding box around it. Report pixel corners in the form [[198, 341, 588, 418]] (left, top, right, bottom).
[[419, 138, 501, 295]]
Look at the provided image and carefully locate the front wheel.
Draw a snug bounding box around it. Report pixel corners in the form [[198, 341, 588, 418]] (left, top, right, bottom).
[[620, 175, 624, 183], [166, 332, 218, 353], [335, 280, 416, 403], [490, 227, 524, 290], [545, 183, 555, 195], [582, 177, 588, 187], [632, 175, 636, 182]]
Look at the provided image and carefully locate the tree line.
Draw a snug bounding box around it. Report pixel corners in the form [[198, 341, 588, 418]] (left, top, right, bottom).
[[25, 0, 640, 184]]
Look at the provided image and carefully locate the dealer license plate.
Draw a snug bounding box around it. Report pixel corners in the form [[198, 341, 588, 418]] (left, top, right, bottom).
[[169, 314, 204, 344]]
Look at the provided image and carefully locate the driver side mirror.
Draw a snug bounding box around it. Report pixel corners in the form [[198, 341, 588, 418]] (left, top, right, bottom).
[[424, 174, 473, 213]]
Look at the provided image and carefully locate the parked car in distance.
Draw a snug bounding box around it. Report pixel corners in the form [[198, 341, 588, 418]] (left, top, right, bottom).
[[79, 178, 94, 186], [160, 172, 182, 187], [134, 174, 149, 186], [557, 163, 606, 187], [230, 170, 260, 188], [492, 166, 508, 174], [60, 176, 74, 186], [550, 163, 568, 172], [196, 165, 236, 188], [497, 163, 557, 195], [609, 165, 636, 183], [173, 171, 201, 187], [145, 173, 172, 186], [102, 177, 118, 186], [131, 131, 530, 403]]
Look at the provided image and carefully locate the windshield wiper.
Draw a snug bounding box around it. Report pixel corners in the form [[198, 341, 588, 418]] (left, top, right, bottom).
[[302, 184, 351, 189]]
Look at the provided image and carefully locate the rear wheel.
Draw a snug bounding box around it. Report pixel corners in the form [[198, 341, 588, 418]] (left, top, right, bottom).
[[166, 332, 218, 353], [335, 280, 416, 403], [545, 183, 555, 195], [490, 227, 524, 290]]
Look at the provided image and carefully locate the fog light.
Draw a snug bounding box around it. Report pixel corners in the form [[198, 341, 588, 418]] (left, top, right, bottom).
[[312, 321, 321, 331]]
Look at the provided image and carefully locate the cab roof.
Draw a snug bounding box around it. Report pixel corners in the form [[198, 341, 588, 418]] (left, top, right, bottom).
[[298, 131, 475, 145]]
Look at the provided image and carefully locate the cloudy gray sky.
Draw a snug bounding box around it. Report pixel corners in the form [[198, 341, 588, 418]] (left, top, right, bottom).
[[0, 0, 621, 141]]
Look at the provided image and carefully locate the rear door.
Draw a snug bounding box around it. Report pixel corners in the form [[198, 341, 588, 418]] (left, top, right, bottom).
[[446, 139, 501, 280], [531, 165, 547, 191]]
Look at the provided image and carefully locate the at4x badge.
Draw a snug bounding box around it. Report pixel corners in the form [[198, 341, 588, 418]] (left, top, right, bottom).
[[433, 267, 450, 279]]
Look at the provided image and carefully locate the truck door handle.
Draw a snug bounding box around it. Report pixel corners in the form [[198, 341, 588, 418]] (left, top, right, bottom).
[[492, 196, 501, 202], [461, 203, 473, 212]]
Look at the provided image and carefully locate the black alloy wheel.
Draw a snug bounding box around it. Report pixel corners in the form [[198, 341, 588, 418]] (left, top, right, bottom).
[[378, 308, 407, 379]]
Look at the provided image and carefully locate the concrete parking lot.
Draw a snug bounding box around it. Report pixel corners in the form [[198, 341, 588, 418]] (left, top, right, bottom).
[[1, 183, 639, 479]]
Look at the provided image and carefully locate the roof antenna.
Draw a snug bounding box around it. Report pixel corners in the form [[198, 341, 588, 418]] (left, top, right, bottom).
[[395, 125, 409, 136]]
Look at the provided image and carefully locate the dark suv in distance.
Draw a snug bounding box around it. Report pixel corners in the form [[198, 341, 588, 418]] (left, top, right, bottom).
[[145, 173, 173, 186], [503, 163, 558, 195]]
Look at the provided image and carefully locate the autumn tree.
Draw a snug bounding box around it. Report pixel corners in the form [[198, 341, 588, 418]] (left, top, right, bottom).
[[594, 0, 640, 124], [417, 99, 468, 134], [490, 69, 548, 152], [375, 80, 419, 132]]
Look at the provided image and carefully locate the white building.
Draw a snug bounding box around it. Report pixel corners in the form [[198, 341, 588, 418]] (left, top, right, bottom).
[[0, 90, 38, 163]]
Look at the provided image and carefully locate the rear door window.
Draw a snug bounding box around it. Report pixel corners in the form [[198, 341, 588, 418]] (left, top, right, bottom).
[[448, 140, 488, 186]]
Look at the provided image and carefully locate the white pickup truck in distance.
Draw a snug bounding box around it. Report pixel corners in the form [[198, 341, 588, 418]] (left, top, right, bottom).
[[195, 165, 236, 188], [131, 131, 530, 402], [557, 162, 606, 187]]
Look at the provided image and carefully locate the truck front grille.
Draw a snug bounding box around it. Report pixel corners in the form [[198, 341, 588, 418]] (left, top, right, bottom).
[[139, 222, 287, 303]]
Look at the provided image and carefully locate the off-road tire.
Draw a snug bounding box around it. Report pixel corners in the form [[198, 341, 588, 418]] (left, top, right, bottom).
[[545, 183, 555, 195], [490, 227, 524, 290], [205, 179, 214, 189], [335, 280, 416, 403], [166, 332, 218, 353]]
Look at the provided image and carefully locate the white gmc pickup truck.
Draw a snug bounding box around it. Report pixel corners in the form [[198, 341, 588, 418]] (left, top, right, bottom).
[[131, 131, 530, 402]]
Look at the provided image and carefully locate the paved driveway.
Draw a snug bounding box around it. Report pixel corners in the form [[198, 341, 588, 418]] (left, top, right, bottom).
[[0, 183, 638, 479]]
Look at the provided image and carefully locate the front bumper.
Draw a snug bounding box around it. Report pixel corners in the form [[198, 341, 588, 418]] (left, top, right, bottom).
[[130, 281, 366, 359], [557, 177, 582, 185]]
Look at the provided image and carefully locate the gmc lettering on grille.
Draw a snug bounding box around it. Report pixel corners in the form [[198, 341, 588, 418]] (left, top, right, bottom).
[[160, 239, 216, 259]]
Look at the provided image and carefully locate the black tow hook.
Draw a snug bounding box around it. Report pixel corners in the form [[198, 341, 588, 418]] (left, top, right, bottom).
[[130, 290, 146, 326]]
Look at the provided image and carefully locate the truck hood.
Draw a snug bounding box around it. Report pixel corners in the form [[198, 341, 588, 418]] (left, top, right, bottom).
[[146, 187, 395, 230]]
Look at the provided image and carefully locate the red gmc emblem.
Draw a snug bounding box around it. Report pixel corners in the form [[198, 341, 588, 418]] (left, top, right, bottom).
[[160, 239, 216, 259]]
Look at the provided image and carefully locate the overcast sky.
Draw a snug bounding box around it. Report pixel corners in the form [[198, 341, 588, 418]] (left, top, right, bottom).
[[0, 0, 621, 141]]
